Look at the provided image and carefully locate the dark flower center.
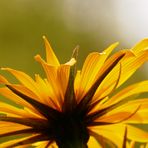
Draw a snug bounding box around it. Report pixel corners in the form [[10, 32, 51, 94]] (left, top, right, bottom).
[[50, 112, 89, 148]]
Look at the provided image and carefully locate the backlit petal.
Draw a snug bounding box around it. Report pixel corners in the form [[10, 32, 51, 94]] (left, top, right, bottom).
[[87, 136, 102, 148], [89, 124, 125, 147], [75, 42, 118, 100], [43, 36, 60, 66], [127, 125, 148, 142], [131, 39, 148, 54]]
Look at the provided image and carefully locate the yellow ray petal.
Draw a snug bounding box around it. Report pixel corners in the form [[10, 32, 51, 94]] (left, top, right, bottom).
[[0, 121, 30, 135], [92, 63, 121, 102], [35, 74, 59, 110], [127, 125, 148, 142], [74, 70, 81, 101], [88, 49, 129, 100], [105, 81, 148, 107], [0, 87, 43, 118], [57, 64, 70, 100], [99, 98, 148, 124], [35, 54, 74, 108], [43, 36, 60, 66], [0, 102, 29, 117], [122, 98, 148, 123], [87, 136, 102, 148], [89, 124, 125, 147], [0, 134, 39, 147], [95, 103, 140, 123], [75, 42, 118, 100], [94, 50, 148, 99], [7, 84, 50, 109], [35, 55, 60, 96], [32, 141, 50, 147], [117, 50, 148, 87], [131, 39, 148, 54], [75, 52, 101, 100], [1, 68, 41, 97], [35, 74, 52, 101], [0, 87, 32, 110]]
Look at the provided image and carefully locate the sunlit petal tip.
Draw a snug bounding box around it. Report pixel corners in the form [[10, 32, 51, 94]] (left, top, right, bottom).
[[42, 35, 46, 40], [1, 67, 18, 74], [42, 35, 60, 66], [111, 41, 119, 47], [1, 67, 12, 72], [65, 58, 76, 66], [99, 42, 119, 55], [34, 54, 42, 63], [99, 52, 106, 55]]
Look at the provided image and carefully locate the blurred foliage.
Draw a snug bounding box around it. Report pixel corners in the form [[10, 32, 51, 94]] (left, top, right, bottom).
[[0, 0, 147, 79]]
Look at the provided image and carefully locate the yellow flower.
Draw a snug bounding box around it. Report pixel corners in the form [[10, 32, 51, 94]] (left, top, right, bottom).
[[0, 36, 148, 147]]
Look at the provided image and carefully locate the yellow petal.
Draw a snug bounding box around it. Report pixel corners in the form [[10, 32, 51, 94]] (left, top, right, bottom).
[[127, 125, 148, 142], [0, 102, 30, 117], [94, 50, 148, 99], [35, 54, 72, 108], [117, 50, 148, 87], [43, 36, 60, 66], [75, 42, 118, 100], [0, 121, 30, 135], [57, 64, 70, 100], [89, 124, 125, 147], [131, 39, 148, 54], [0, 87, 43, 118], [32, 141, 50, 148], [74, 70, 81, 101], [1, 68, 40, 97], [87, 136, 102, 148], [105, 81, 148, 107], [35, 55, 59, 94], [34, 74, 58, 109], [96, 103, 140, 123], [0, 134, 39, 147]]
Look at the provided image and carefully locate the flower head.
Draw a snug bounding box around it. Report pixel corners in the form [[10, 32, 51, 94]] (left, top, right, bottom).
[[0, 36, 148, 147]]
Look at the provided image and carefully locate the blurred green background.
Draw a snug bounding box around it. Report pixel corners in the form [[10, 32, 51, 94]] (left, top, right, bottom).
[[0, 0, 147, 146], [0, 0, 147, 79]]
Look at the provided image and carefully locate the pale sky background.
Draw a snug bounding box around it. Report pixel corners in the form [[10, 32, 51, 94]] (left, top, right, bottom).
[[62, 0, 148, 44]]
